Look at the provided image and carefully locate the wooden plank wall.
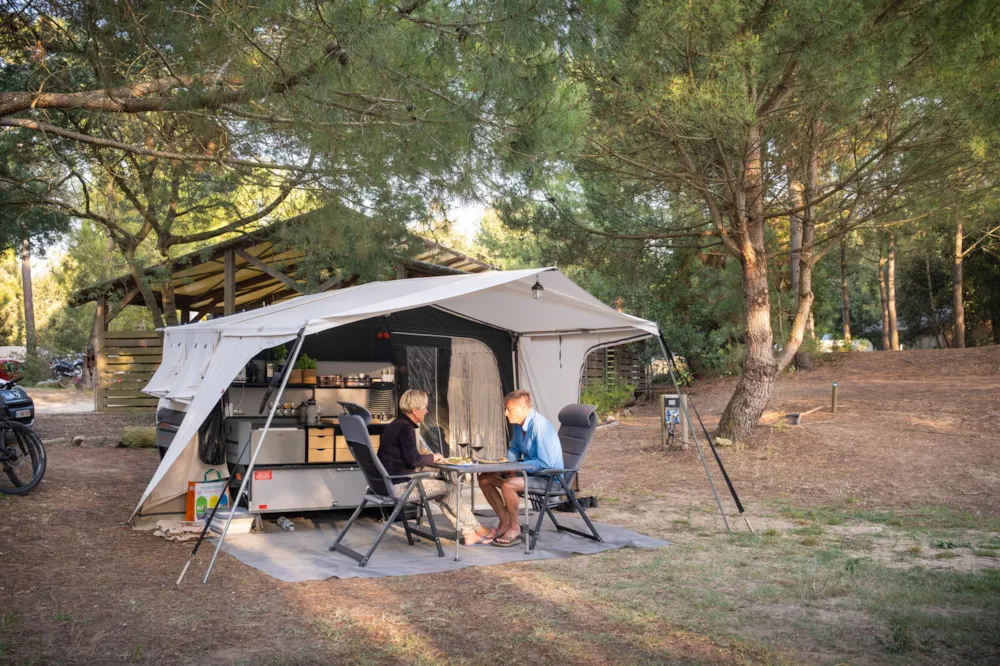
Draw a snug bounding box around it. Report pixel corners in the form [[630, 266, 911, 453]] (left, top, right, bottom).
[[583, 344, 651, 397], [96, 331, 161, 413]]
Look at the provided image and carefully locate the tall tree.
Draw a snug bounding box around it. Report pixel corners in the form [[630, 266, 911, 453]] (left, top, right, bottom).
[[0, 0, 580, 322], [502, 0, 988, 439]]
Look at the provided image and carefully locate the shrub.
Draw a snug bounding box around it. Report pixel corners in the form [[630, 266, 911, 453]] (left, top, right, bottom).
[[581, 382, 635, 417], [295, 354, 317, 370], [18, 353, 53, 386], [121, 426, 157, 448]]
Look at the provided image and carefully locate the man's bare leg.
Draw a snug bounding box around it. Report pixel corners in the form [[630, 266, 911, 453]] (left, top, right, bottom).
[[497, 476, 525, 542], [478, 474, 511, 534]]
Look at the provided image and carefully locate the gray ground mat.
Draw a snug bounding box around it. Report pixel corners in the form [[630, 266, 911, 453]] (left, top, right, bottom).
[[216, 511, 668, 581]]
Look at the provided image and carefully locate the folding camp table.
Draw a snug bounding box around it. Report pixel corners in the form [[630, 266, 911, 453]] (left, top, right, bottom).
[[431, 460, 533, 560]]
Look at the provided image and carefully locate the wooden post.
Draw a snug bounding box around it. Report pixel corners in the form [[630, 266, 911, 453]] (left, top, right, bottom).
[[180, 306, 190, 324], [680, 394, 690, 445], [395, 264, 407, 280], [95, 295, 107, 413], [831, 382, 838, 413], [224, 249, 235, 316]]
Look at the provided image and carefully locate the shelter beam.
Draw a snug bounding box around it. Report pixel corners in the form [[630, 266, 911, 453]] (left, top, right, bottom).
[[235, 248, 306, 295], [224, 249, 235, 316]]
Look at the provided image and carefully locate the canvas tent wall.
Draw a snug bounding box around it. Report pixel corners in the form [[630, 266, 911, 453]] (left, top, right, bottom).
[[133, 268, 659, 519]]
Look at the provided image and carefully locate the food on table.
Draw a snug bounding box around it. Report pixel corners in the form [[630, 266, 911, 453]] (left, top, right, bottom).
[[443, 457, 473, 464]]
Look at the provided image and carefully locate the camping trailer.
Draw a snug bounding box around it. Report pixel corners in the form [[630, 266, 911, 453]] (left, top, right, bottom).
[[133, 268, 661, 523]]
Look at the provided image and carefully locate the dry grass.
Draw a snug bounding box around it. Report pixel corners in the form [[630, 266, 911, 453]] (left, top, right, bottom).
[[1, 347, 998, 665]]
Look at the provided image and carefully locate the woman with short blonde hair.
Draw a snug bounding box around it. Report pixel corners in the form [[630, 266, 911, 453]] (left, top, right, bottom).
[[377, 388, 495, 545], [398, 389, 429, 414]]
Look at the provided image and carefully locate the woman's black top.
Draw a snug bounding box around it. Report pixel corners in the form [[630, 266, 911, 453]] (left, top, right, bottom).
[[377, 413, 434, 482]]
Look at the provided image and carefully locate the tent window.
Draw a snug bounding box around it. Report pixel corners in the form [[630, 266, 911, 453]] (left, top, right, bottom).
[[448, 338, 506, 459]]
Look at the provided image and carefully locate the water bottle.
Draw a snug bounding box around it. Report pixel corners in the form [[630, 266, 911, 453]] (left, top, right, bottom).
[[276, 516, 295, 532]]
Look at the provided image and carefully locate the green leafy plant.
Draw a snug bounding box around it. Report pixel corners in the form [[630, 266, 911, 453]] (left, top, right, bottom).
[[581, 382, 635, 417], [295, 354, 316, 370], [272, 344, 287, 362]]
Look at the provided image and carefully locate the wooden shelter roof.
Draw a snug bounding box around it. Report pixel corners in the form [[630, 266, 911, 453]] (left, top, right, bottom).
[[70, 226, 493, 315]]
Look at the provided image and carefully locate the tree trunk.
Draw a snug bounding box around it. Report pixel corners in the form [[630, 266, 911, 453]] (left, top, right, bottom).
[[840, 238, 851, 343], [20, 236, 36, 356], [161, 280, 178, 327], [123, 249, 166, 330], [776, 123, 819, 374], [718, 125, 777, 442], [789, 180, 803, 297], [925, 253, 947, 348], [953, 212, 965, 348], [887, 233, 900, 350], [878, 248, 891, 350]]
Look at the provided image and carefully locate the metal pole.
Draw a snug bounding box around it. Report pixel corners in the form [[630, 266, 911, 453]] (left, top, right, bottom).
[[655, 335, 731, 535], [831, 382, 838, 413], [202, 327, 307, 584]]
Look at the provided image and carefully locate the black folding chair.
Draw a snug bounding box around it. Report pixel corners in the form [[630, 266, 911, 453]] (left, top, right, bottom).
[[523, 404, 603, 550], [329, 414, 445, 567]]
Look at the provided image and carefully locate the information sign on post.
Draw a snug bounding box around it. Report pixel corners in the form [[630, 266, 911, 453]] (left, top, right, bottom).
[[660, 393, 689, 448]]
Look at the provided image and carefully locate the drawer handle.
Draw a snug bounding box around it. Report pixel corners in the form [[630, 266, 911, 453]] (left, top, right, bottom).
[[334, 466, 360, 472]]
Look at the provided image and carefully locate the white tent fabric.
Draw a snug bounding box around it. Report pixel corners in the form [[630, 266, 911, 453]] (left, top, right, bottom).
[[133, 268, 659, 519]]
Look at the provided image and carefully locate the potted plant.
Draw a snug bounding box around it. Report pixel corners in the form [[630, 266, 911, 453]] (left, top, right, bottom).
[[297, 354, 317, 385]]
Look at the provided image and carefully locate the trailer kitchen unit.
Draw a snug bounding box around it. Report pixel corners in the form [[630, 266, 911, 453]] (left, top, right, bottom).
[[133, 268, 660, 523]]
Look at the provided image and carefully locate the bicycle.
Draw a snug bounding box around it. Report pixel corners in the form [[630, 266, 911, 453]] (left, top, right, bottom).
[[0, 419, 46, 495]]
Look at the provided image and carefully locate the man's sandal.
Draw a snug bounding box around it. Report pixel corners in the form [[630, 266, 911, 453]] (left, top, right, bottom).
[[492, 533, 523, 547]]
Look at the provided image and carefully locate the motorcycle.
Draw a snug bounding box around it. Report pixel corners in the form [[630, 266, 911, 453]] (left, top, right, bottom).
[[50, 353, 85, 388]]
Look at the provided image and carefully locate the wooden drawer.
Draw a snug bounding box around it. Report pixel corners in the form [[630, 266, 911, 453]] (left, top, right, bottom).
[[335, 434, 380, 463], [308, 447, 334, 463], [308, 429, 337, 446]]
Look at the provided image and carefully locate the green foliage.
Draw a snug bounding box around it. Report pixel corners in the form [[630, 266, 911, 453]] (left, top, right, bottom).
[[17, 354, 51, 386], [273, 345, 288, 362], [121, 427, 157, 449], [295, 354, 316, 370], [580, 382, 634, 417]]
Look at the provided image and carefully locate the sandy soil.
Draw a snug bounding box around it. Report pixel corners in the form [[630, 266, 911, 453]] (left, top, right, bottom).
[[0, 347, 997, 665], [29, 388, 97, 416]]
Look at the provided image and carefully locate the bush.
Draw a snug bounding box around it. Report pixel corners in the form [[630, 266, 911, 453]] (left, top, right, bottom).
[[121, 426, 156, 448], [295, 354, 317, 370], [581, 382, 635, 417], [652, 354, 693, 387], [18, 353, 53, 386]]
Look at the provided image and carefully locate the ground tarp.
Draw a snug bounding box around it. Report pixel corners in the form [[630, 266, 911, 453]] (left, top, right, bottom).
[[215, 513, 668, 582]]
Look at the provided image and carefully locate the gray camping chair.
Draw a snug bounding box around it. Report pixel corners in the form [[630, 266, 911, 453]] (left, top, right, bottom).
[[337, 401, 372, 424], [522, 404, 603, 550], [329, 414, 445, 567]]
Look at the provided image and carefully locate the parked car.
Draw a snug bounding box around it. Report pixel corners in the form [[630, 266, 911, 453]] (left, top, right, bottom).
[[0, 359, 23, 382], [0, 379, 34, 427]]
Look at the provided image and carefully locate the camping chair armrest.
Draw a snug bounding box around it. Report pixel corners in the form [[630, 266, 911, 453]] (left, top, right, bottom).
[[533, 468, 575, 476], [387, 472, 438, 480]]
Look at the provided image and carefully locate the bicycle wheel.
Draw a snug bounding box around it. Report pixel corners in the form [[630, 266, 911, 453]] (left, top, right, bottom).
[[0, 421, 46, 495]]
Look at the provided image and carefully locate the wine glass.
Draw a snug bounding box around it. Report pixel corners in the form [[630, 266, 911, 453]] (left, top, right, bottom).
[[470, 433, 485, 461], [458, 430, 471, 459]]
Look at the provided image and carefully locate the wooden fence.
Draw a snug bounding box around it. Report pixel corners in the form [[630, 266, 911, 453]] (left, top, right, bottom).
[[583, 344, 651, 397], [96, 331, 161, 413]]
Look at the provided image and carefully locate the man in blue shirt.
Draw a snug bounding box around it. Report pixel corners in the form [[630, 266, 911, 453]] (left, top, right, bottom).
[[479, 390, 563, 547]]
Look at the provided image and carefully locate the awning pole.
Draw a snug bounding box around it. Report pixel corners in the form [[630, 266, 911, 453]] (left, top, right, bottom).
[[202, 326, 307, 584], [656, 334, 731, 535]]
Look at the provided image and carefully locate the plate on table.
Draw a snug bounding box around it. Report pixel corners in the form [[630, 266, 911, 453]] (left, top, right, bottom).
[[443, 457, 473, 465]]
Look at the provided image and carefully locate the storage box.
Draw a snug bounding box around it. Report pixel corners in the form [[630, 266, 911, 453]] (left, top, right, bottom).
[[208, 507, 255, 535]]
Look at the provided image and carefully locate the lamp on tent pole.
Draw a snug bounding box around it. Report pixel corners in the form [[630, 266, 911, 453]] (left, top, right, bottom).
[[200, 326, 307, 585], [655, 334, 732, 535]]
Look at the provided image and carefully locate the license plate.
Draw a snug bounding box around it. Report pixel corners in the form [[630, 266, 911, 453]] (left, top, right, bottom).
[[15, 409, 30, 418]]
